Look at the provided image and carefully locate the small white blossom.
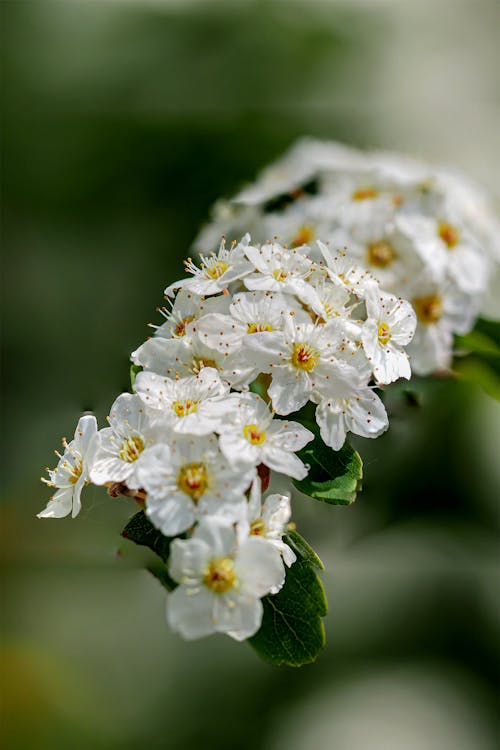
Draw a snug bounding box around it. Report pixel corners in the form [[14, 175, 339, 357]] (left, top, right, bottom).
[[243, 241, 321, 311], [151, 289, 230, 340], [167, 518, 285, 641], [134, 367, 230, 435], [194, 290, 308, 354], [407, 283, 478, 375], [238, 479, 297, 570], [216, 391, 313, 479], [132, 330, 255, 388], [137, 435, 254, 536], [164, 235, 254, 297], [38, 415, 98, 519], [361, 290, 416, 384], [245, 316, 342, 415], [90, 393, 164, 490], [313, 360, 389, 450]]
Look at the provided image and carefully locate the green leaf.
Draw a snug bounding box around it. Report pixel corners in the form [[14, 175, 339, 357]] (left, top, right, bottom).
[[249, 533, 327, 667], [130, 364, 142, 391], [121, 511, 178, 590], [455, 330, 500, 358], [285, 529, 324, 570], [454, 358, 500, 401], [292, 420, 363, 505], [121, 510, 171, 561], [454, 319, 500, 401]]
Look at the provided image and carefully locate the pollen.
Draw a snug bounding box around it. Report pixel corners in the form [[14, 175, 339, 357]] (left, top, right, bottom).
[[352, 186, 378, 201], [177, 461, 208, 501], [273, 268, 289, 282], [438, 222, 460, 249], [172, 399, 199, 417], [203, 557, 237, 593], [412, 294, 443, 324], [205, 261, 228, 279], [191, 357, 218, 374], [366, 241, 396, 268], [247, 322, 274, 334], [119, 435, 145, 463], [174, 316, 195, 337], [377, 322, 391, 345], [250, 519, 266, 536], [291, 225, 315, 247], [243, 423, 266, 445], [68, 459, 83, 484], [291, 342, 320, 372]]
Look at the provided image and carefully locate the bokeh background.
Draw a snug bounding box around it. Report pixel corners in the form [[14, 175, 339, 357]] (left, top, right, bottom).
[[1, 1, 499, 748]]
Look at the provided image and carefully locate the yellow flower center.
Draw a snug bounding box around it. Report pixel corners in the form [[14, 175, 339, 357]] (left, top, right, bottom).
[[205, 261, 228, 279], [247, 322, 274, 334], [177, 461, 208, 501], [438, 222, 460, 249], [291, 225, 315, 247], [69, 459, 83, 484], [191, 357, 218, 374], [203, 557, 237, 593], [174, 316, 195, 337], [119, 435, 145, 463], [250, 519, 266, 536], [412, 294, 443, 324], [352, 186, 378, 201], [366, 241, 397, 268], [172, 399, 199, 417], [291, 342, 320, 372], [243, 424, 266, 445], [377, 322, 391, 345], [273, 269, 289, 283]]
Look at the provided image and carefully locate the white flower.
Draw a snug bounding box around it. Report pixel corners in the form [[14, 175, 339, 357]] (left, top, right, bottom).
[[132, 331, 255, 389], [243, 241, 321, 310], [233, 137, 362, 206], [167, 518, 285, 641], [137, 435, 254, 536], [395, 212, 488, 295], [407, 283, 478, 375], [361, 290, 416, 384], [38, 415, 98, 519], [238, 479, 297, 570], [317, 240, 378, 299], [90, 393, 163, 490], [312, 360, 389, 450], [194, 290, 308, 354], [151, 289, 230, 340], [164, 235, 254, 297], [245, 316, 342, 415], [216, 391, 313, 479], [134, 367, 230, 435]]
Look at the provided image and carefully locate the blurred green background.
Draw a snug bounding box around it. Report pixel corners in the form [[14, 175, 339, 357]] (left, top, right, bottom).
[[1, 1, 499, 748]]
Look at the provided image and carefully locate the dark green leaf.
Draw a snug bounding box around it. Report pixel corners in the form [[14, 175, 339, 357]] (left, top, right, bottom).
[[121, 510, 172, 563], [249, 542, 327, 667], [292, 420, 363, 505], [285, 529, 324, 570], [121, 511, 178, 590]]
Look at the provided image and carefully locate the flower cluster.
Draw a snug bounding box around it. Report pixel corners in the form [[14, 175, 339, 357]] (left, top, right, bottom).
[[195, 139, 500, 374], [38, 228, 418, 643]]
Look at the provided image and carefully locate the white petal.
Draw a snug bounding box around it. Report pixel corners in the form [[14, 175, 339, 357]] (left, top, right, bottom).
[[214, 594, 263, 641], [236, 537, 286, 598], [166, 586, 215, 640], [168, 537, 211, 584], [37, 488, 73, 519]]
